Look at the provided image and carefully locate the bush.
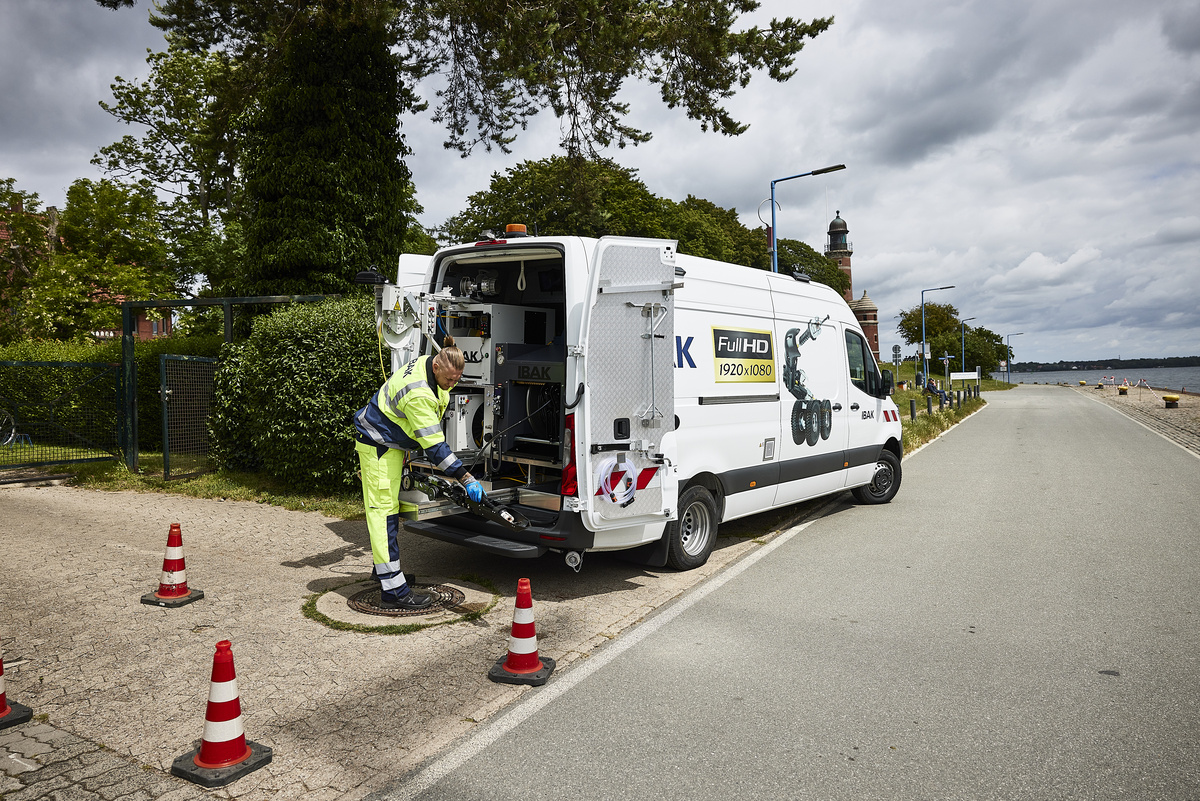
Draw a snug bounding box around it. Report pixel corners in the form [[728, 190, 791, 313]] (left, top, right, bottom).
[[209, 296, 383, 491]]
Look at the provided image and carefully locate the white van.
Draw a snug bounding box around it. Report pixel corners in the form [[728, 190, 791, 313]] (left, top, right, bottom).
[[366, 227, 902, 571]]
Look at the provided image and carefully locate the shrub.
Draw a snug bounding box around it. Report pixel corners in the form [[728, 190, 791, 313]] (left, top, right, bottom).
[[209, 296, 383, 491]]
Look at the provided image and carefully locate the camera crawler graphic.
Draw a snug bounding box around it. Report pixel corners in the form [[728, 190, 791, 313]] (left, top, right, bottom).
[[783, 315, 833, 446]]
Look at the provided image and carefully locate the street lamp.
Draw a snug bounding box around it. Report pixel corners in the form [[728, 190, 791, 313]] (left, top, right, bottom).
[[1005, 332, 1025, 385], [769, 164, 846, 273], [920, 285, 955, 385], [960, 316, 976, 388]]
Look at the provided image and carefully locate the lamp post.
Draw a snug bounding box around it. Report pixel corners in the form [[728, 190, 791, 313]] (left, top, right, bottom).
[[1005, 332, 1024, 385], [769, 164, 846, 273], [960, 316, 976, 389], [920, 285, 955, 386]]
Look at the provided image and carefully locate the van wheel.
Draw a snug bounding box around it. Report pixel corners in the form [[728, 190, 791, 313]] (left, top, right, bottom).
[[851, 450, 902, 504], [666, 486, 719, 570]]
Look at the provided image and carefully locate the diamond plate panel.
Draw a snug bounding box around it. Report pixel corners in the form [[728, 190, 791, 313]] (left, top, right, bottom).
[[584, 242, 675, 521]]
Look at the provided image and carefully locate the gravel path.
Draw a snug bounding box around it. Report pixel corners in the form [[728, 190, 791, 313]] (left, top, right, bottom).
[[1072, 384, 1200, 456]]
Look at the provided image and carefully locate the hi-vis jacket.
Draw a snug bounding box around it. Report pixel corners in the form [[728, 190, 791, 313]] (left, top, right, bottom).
[[353, 355, 467, 480]]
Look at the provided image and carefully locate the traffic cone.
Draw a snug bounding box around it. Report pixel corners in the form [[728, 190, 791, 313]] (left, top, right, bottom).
[[1, 639, 33, 731], [488, 578, 556, 686], [141, 523, 204, 607], [171, 640, 272, 788]]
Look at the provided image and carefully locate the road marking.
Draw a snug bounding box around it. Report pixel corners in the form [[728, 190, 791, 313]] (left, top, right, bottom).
[[381, 498, 839, 801]]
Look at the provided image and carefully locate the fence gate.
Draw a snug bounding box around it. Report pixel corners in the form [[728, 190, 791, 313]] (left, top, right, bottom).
[[161, 355, 218, 480], [0, 361, 120, 472]]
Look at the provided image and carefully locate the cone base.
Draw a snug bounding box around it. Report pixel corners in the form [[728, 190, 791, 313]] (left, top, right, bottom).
[[171, 739, 272, 788], [0, 700, 33, 731], [488, 654, 556, 686], [141, 588, 204, 608]]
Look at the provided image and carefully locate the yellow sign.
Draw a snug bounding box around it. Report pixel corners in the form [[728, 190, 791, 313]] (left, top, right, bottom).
[[712, 327, 775, 383]]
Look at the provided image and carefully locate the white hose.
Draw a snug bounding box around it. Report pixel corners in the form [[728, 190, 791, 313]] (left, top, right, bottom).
[[594, 455, 636, 505]]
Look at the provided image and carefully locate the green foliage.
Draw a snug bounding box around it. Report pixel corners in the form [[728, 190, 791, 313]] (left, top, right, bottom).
[[896, 301, 959, 345], [239, 6, 417, 298], [16, 180, 176, 341], [776, 238, 849, 295], [662, 196, 765, 268], [209, 296, 382, 490], [440, 156, 668, 242], [150, 0, 831, 157], [0, 179, 50, 344], [0, 334, 222, 453], [94, 43, 243, 291]]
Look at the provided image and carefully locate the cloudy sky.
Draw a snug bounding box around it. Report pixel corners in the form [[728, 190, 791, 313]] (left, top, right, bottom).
[[3, 0, 1198, 363]]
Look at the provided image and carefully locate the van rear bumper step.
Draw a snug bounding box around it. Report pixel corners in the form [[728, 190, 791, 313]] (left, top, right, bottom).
[[405, 520, 548, 559]]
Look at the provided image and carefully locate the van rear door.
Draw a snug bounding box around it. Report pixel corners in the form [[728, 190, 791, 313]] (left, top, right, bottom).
[[577, 237, 679, 530]]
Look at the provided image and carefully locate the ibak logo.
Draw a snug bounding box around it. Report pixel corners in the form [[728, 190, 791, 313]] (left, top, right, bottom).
[[518, 365, 553, 381], [862, 410, 875, 420], [463, 350, 484, 364], [675, 336, 696, 368]]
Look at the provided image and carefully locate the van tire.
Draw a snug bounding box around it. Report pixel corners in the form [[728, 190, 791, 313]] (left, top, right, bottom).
[[850, 449, 902, 504], [665, 485, 719, 570]]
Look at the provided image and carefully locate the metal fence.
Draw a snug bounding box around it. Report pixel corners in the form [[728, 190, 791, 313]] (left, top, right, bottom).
[[0, 361, 120, 470], [161, 355, 218, 480]]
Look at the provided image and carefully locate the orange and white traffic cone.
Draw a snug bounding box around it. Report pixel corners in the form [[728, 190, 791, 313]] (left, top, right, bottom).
[[0, 639, 33, 731], [171, 640, 272, 788], [488, 578, 556, 686], [141, 523, 204, 607]]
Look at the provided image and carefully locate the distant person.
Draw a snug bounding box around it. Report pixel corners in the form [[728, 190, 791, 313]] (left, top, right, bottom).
[[926, 378, 949, 404]]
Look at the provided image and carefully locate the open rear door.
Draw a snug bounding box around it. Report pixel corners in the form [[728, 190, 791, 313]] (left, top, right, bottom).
[[578, 237, 678, 530]]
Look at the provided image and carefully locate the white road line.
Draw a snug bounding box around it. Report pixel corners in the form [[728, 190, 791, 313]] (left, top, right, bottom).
[[381, 499, 839, 801]]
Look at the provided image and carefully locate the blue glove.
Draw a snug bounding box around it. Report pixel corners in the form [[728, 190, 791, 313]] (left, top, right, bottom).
[[464, 479, 484, 503]]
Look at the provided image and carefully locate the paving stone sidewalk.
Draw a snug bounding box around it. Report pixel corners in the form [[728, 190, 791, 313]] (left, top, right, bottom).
[[0, 485, 786, 800]]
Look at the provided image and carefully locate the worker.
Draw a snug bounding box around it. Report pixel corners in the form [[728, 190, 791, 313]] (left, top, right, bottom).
[[925, 377, 949, 405], [352, 336, 486, 610]]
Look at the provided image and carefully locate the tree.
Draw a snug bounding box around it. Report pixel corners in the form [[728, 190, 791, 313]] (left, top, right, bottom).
[[0, 179, 53, 342], [147, 0, 832, 158], [775, 237, 849, 295], [896, 301, 960, 346], [440, 156, 668, 243], [94, 43, 242, 292], [662, 196, 766, 268], [238, 4, 417, 297], [18, 179, 175, 340]]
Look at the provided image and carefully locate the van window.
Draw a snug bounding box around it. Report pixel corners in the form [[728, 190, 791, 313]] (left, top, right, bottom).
[[845, 329, 880, 396]]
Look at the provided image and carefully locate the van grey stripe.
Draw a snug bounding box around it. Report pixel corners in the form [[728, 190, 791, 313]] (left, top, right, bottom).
[[698, 394, 780, 405]]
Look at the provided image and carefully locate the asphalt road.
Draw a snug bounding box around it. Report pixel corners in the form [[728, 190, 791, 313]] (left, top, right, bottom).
[[376, 385, 1200, 801]]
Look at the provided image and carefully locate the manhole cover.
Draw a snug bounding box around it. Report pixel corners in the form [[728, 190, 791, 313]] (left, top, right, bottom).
[[347, 583, 467, 617]]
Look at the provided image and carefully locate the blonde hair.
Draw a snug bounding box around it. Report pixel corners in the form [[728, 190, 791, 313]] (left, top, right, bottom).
[[436, 335, 465, 371]]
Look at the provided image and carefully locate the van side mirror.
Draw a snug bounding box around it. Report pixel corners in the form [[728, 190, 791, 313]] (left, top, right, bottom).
[[880, 369, 895, 397]]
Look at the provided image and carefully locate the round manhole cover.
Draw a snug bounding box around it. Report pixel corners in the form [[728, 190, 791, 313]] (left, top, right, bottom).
[[347, 583, 467, 617]]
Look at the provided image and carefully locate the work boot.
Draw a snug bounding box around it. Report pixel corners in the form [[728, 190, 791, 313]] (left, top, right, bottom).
[[379, 590, 434, 611]]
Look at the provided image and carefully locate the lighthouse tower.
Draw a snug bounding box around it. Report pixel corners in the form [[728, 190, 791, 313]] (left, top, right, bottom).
[[825, 211, 880, 363]]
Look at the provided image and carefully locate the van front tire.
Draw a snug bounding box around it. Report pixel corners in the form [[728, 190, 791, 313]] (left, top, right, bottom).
[[850, 449, 901, 504], [665, 486, 719, 570]]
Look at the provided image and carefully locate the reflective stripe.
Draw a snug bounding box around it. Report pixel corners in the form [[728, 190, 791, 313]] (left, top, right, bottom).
[[207, 679, 240, 704], [164, 546, 184, 559], [513, 607, 535, 625], [375, 560, 401, 574], [412, 423, 441, 439], [380, 574, 406, 591], [201, 715, 245, 743], [436, 453, 456, 472], [507, 635, 538, 654], [160, 570, 186, 584]]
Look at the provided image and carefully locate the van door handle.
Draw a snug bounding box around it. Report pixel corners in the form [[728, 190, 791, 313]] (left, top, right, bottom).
[[850, 403, 860, 411], [832, 403, 842, 411]]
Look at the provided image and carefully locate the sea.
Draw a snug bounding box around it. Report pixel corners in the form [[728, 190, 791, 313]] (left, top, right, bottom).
[[990, 366, 1200, 393]]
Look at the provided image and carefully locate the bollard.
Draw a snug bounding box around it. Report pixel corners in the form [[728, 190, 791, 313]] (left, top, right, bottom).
[[926, 396, 933, 415], [910, 398, 917, 421], [938, 393, 944, 410]]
